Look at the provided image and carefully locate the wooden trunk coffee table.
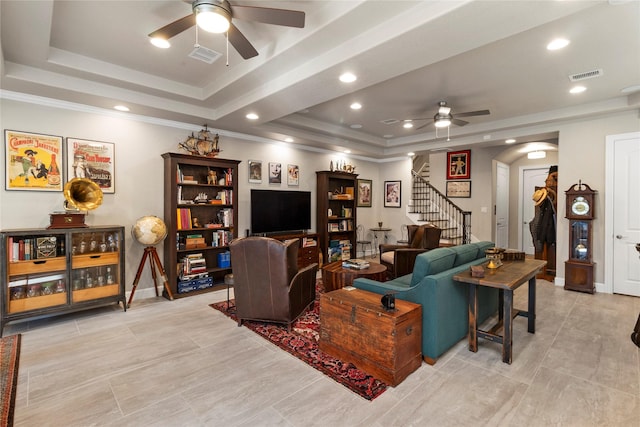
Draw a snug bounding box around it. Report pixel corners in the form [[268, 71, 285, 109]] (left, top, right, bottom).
[[321, 261, 386, 292]]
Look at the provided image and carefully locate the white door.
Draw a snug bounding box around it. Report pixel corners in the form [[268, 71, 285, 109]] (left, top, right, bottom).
[[521, 167, 550, 254], [610, 134, 640, 296], [495, 161, 509, 248]]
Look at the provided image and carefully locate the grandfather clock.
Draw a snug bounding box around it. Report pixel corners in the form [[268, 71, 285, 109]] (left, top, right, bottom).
[[564, 181, 596, 293]]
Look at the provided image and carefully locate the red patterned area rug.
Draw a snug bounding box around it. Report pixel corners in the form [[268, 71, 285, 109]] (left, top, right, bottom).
[[210, 281, 388, 401], [0, 334, 21, 427]]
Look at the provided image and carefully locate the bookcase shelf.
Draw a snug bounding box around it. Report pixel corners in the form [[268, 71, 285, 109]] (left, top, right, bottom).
[[0, 226, 126, 335], [162, 153, 240, 298]]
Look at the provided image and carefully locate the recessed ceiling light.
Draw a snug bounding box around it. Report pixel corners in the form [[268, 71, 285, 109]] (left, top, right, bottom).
[[528, 150, 546, 159], [339, 72, 357, 83], [621, 84, 640, 94], [246, 113, 259, 120], [570, 85, 587, 94], [114, 105, 129, 112], [403, 122, 414, 129], [150, 37, 170, 49], [350, 124, 362, 129], [284, 137, 293, 143], [407, 152, 415, 156], [505, 139, 516, 144], [350, 102, 362, 110], [547, 38, 570, 50]]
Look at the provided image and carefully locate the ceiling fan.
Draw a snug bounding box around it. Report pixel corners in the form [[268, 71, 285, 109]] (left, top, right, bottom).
[[148, 0, 305, 59], [406, 101, 490, 131]]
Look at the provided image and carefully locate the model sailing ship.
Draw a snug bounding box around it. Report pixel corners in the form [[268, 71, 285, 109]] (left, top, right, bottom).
[[179, 125, 220, 157]]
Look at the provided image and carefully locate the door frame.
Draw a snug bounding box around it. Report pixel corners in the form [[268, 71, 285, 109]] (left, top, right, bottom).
[[605, 131, 640, 294]]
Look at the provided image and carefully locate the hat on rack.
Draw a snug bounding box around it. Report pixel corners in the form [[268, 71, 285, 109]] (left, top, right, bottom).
[[532, 188, 548, 206]]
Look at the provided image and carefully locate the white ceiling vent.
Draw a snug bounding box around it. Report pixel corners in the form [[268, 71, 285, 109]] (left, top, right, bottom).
[[189, 45, 222, 64], [569, 68, 603, 82], [381, 118, 400, 125]]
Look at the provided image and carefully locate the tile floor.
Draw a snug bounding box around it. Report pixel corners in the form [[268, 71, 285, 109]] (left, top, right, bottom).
[[5, 278, 640, 426]]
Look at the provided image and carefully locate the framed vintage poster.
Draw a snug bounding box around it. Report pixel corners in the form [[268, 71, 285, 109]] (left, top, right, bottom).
[[357, 179, 372, 207], [287, 164, 299, 186], [248, 160, 262, 183], [66, 138, 115, 193], [384, 180, 401, 208], [268, 162, 282, 184], [446, 180, 472, 198], [447, 149, 471, 180], [5, 130, 64, 192]]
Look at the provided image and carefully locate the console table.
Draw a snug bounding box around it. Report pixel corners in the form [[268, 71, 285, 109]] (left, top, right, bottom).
[[453, 258, 546, 364]]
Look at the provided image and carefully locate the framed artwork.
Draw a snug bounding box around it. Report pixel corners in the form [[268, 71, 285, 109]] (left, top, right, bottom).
[[268, 162, 282, 184], [447, 150, 471, 180], [66, 138, 115, 193], [384, 180, 401, 208], [248, 160, 262, 183], [287, 164, 299, 186], [446, 180, 472, 198], [357, 179, 372, 207], [5, 130, 64, 192]]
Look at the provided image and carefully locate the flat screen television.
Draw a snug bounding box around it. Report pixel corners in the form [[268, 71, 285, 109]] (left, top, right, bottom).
[[251, 189, 312, 235]]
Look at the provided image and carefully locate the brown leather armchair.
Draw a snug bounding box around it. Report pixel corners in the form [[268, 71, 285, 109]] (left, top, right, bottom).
[[379, 224, 441, 279], [229, 236, 318, 330]]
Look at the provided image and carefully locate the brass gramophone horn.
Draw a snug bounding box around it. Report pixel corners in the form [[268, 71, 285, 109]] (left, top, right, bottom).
[[63, 178, 103, 211]]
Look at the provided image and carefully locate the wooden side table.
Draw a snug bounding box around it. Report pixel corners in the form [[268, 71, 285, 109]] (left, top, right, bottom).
[[321, 261, 386, 292]]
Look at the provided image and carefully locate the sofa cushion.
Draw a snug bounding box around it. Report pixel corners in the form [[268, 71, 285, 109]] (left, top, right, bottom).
[[380, 250, 395, 264], [452, 244, 479, 267], [473, 241, 495, 258], [411, 247, 456, 286]]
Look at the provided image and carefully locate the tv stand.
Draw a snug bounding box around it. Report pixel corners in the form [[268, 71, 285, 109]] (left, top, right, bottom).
[[270, 232, 319, 269]]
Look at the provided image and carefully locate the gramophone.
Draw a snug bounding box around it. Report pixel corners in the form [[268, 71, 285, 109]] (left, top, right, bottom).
[[47, 178, 103, 229]]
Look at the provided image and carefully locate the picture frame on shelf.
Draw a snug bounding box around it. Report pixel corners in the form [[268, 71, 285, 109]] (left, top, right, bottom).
[[66, 137, 115, 193], [287, 164, 299, 186], [446, 180, 472, 198], [357, 179, 372, 207], [5, 130, 64, 192], [248, 160, 262, 183], [447, 149, 471, 180], [269, 162, 282, 184], [384, 180, 401, 208]]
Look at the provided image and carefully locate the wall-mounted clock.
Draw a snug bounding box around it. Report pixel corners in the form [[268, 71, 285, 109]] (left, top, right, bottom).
[[564, 181, 597, 293]]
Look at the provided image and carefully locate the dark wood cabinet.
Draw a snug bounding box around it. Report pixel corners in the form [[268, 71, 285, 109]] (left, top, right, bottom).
[[162, 153, 240, 298], [1, 226, 126, 334], [564, 182, 596, 293], [316, 171, 358, 264]]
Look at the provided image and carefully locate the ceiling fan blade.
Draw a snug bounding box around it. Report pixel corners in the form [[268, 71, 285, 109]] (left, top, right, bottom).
[[455, 109, 490, 118], [231, 5, 305, 28], [148, 14, 195, 40], [415, 120, 434, 130], [228, 22, 259, 59], [452, 118, 469, 126]]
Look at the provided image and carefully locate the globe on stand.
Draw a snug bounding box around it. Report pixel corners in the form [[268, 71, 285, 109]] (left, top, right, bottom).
[[128, 215, 174, 306]]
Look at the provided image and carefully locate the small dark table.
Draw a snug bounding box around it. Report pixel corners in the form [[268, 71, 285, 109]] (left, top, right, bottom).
[[453, 259, 546, 364], [321, 261, 387, 292]]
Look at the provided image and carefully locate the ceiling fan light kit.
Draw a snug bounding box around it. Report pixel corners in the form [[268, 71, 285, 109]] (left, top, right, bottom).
[[194, 0, 231, 33]]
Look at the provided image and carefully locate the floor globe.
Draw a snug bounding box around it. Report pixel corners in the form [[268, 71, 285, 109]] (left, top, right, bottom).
[[132, 215, 167, 246]]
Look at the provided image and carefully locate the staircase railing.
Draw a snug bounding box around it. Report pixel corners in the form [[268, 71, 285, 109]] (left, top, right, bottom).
[[410, 170, 472, 245]]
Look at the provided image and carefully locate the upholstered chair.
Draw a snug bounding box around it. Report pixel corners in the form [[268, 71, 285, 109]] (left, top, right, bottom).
[[229, 236, 318, 330], [379, 224, 442, 279]]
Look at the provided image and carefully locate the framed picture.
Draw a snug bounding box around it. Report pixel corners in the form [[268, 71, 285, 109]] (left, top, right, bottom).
[[5, 130, 64, 192], [447, 149, 471, 180], [287, 164, 299, 186], [268, 162, 282, 184], [384, 180, 401, 208], [446, 180, 472, 198], [66, 138, 115, 193], [357, 179, 372, 207], [248, 160, 262, 183]]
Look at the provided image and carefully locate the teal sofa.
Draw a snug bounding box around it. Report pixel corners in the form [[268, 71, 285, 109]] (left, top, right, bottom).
[[353, 241, 499, 364]]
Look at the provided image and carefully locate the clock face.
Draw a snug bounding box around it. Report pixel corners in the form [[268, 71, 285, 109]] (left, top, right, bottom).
[[571, 196, 590, 216]]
